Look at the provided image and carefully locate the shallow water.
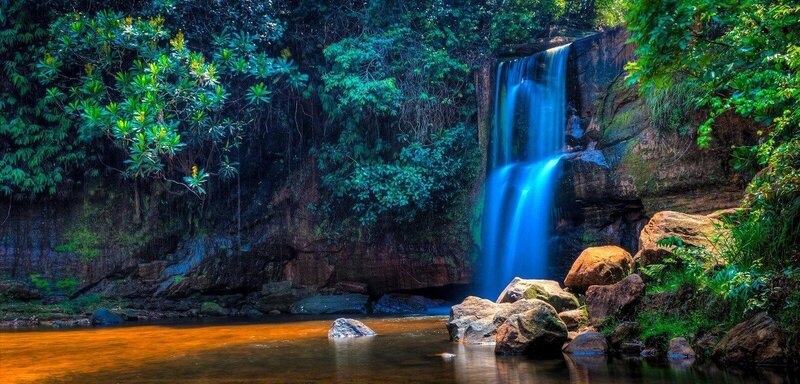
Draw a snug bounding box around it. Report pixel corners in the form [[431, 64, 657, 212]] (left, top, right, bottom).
[[0, 316, 791, 383]]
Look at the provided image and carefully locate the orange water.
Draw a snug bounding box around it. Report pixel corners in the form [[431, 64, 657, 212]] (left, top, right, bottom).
[[0, 316, 790, 383]]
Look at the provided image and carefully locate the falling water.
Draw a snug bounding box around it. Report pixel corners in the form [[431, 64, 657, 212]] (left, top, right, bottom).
[[479, 44, 570, 299]]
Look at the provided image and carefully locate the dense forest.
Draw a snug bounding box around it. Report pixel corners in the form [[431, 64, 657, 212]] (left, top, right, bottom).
[[1, 0, 798, 375]]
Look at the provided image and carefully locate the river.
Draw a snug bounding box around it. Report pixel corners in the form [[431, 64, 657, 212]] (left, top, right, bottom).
[[0, 316, 791, 383]]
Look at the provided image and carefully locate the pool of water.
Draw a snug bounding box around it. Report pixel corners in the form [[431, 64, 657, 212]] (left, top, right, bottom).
[[0, 316, 792, 383]]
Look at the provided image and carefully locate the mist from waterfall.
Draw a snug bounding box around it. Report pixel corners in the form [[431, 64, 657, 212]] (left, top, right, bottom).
[[479, 44, 570, 299]]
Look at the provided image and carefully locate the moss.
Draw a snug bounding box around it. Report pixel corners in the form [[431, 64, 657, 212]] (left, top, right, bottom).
[[637, 308, 716, 341], [620, 140, 658, 193]]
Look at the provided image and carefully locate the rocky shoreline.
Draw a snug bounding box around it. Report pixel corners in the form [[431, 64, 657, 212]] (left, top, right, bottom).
[[446, 209, 794, 369]]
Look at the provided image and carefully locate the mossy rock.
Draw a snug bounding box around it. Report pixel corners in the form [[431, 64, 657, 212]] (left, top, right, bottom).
[[200, 301, 229, 316]]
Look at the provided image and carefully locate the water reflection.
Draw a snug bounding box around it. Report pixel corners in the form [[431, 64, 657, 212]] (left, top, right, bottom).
[[0, 316, 793, 384]]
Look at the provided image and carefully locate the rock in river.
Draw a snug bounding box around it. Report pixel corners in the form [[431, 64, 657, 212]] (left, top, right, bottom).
[[668, 337, 696, 359], [328, 318, 376, 338], [496, 277, 579, 312], [563, 332, 609, 355], [90, 308, 124, 326], [495, 302, 568, 357]]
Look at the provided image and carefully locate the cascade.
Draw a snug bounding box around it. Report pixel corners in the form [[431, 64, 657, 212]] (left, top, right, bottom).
[[479, 44, 570, 298]]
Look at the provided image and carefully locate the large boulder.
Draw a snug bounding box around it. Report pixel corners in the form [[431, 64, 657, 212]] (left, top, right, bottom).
[[585, 274, 645, 325], [496, 277, 579, 312], [449, 297, 547, 344], [713, 312, 787, 366], [564, 246, 634, 291], [447, 296, 499, 342], [563, 332, 609, 355], [289, 294, 369, 315], [635, 211, 721, 266], [495, 302, 568, 356], [90, 308, 124, 326], [373, 293, 445, 315], [328, 318, 376, 338]]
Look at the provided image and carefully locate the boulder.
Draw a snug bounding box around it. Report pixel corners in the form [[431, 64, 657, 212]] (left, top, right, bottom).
[[563, 332, 609, 355], [713, 312, 787, 366], [496, 277, 580, 312], [447, 296, 499, 342], [290, 294, 369, 315], [373, 293, 445, 314], [564, 246, 633, 291], [668, 337, 696, 359], [495, 302, 568, 356], [634, 211, 721, 266], [328, 318, 377, 338], [558, 309, 588, 331], [200, 301, 229, 316], [607, 321, 641, 350], [90, 308, 124, 326], [585, 274, 645, 325], [448, 296, 547, 344]]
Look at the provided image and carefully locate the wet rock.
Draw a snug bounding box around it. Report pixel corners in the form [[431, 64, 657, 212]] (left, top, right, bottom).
[[668, 337, 696, 359], [558, 309, 588, 331], [563, 332, 609, 355], [496, 277, 579, 312], [268, 309, 281, 316], [90, 308, 124, 326], [495, 302, 568, 356], [621, 341, 645, 355], [373, 293, 445, 315], [713, 312, 787, 366], [327, 318, 376, 338], [289, 294, 369, 315], [448, 299, 549, 344], [463, 317, 498, 344], [447, 296, 499, 342], [585, 274, 644, 325], [607, 321, 641, 350], [200, 301, 229, 316], [564, 246, 633, 291], [635, 211, 721, 266]]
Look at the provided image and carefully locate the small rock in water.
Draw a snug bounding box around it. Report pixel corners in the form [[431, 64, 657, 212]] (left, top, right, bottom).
[[90, 308, 124, 326], [667, 337, 696, 359], [328, 318, 376, 339]]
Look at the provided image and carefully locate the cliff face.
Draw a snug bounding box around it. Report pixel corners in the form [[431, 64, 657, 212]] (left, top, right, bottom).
[[0, 28, 753, 312], [555, 28, 755, 270]]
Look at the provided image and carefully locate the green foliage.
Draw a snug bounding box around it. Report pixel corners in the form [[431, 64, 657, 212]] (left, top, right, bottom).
[[29, 274, 50, 291], [55, 277, 79, 294], [0, 2, 88, 195], [38, 10, 305, 196], [627, 0, 800, 287], [56, 226, 101, 262], [319, 125, 479, 227], [637, 308, 715, 341]]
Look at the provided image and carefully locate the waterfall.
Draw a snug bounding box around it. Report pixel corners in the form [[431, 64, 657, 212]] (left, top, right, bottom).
[[479, 44, 570, 299]]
